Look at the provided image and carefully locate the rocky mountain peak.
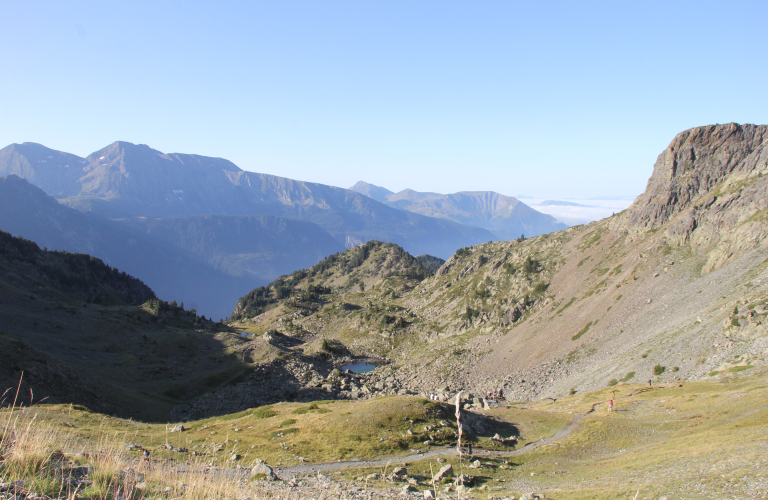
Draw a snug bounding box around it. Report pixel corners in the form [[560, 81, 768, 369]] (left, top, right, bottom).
[[624, 123, 768, 230], [349, 181, 394, 203]]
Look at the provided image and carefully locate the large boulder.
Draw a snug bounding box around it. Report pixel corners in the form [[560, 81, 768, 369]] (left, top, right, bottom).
[[250, 459, 277, 481], [432, 464, 453, 482]]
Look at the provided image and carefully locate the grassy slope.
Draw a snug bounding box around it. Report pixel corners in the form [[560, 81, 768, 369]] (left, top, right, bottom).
[[3, 369, 766, 499], [341, 370, 768, 498]]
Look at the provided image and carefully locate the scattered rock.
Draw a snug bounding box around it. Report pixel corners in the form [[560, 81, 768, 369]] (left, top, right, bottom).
[[432, 464, 453, 482], [455, 474, 474, 486], [250, 459, 277, 481]]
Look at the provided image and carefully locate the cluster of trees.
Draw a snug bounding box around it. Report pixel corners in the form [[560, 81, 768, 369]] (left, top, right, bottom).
[[454, 246, 472, 258]]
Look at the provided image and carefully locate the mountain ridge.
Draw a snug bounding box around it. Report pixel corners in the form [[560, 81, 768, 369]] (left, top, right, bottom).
[[349, 181, 567, 240], [0, 141, 495, 259]]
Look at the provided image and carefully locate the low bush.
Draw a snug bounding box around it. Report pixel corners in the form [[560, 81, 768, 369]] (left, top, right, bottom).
[[253, 406, 277, 419]]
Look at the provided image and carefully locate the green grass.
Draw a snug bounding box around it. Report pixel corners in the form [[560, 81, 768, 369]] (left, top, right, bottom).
[[619, 371, 635, 383], [5, 368, 768, 499], [728, 365, 753, 373], [557, 297, 577, 314], [252, 406, 277, 418], [336, 370, 768, 499], [572, 321, 593, 341]]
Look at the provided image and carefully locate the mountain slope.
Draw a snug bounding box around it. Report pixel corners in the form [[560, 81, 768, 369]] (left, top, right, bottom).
[[230, 240, 432, 322], [0, 175, 260, 319], [0, 142, 86, 197], [349, 181, 567, 240], [0, 230, 251, 421], [0, 141, 496, 258], [211, 123, 768, 412]]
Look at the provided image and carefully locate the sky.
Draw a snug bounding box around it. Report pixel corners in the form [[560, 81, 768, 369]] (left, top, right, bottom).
[[1, 1, 766, 200]]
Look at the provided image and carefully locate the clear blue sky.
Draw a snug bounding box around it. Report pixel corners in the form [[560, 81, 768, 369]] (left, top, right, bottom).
[[1, 1, 766, 199]]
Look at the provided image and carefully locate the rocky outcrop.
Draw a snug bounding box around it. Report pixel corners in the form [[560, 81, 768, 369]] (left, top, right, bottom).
[[618, 123, 768, 271], [624, 123, 767, 230]]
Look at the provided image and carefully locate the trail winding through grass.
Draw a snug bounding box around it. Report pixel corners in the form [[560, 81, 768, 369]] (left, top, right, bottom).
[[273, 401, 604, 478]]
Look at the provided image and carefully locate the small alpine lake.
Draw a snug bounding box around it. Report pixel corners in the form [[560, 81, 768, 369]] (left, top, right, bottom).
[[342, 362, 377, 373]]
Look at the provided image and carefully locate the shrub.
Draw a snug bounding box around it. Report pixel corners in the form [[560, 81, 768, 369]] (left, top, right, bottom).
[[653, 364, 666, 376], [252, 406, 277, 419], [607, 379, 618, 387], [455, 247, 472, 258]]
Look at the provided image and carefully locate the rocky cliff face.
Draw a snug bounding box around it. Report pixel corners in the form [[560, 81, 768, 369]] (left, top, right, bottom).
[[619, 123, 768, 271], [624, 123, 767, 229]]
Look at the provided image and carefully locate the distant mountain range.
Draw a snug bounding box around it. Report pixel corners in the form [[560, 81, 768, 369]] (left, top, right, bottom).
[[0, 142, 494, 259], [349, 181, 567, 240], [0, 141, 568, 319]]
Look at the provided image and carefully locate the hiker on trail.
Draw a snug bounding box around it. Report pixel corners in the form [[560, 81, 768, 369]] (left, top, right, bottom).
[[608, 400, 614, 412], [649, 379, 652, 387], [498, 388, 504, 400], [143, 449, 150, 462]]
